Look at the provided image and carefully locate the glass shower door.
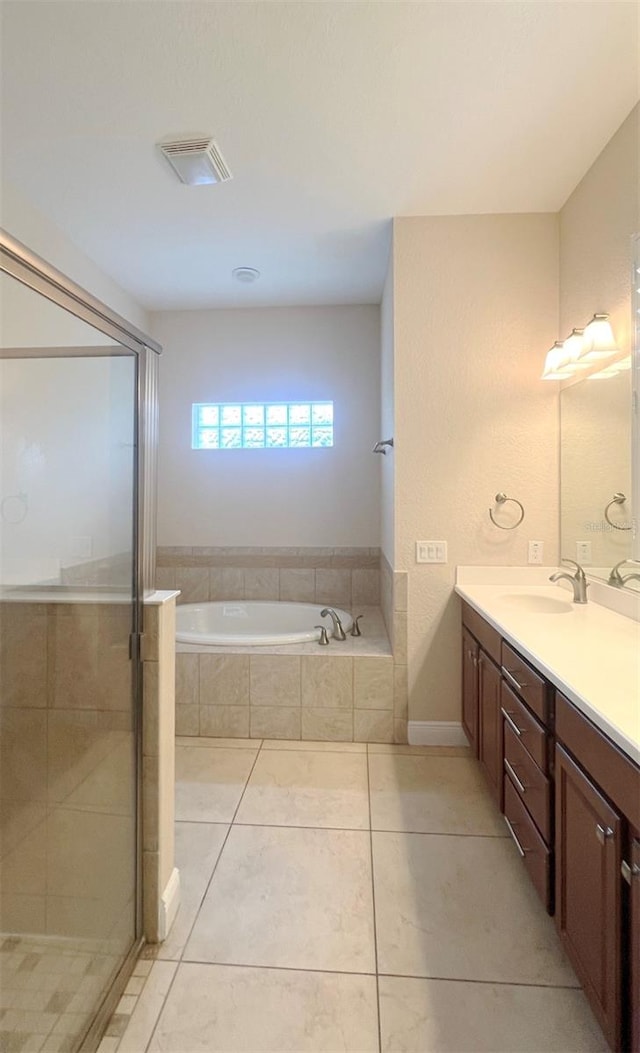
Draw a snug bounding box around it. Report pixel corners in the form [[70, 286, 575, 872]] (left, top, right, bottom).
[[0, 275, 140, 1052]]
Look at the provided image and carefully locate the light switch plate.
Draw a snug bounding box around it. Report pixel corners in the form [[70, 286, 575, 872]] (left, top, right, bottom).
[[416, 541, 448, 564]]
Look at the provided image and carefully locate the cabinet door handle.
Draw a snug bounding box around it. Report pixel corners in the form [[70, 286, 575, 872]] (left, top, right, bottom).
[[504, 757, 527, 794], [595, 824, 614, 845], [501, 707, 523, 738], [621, 860, 640, 883], [504, 815, 526, 858]]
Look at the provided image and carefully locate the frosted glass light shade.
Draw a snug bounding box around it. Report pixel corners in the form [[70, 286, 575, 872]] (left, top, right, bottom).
[[580, 314, 618, 363], [562, 328, 590, 370], [541, 341, 573, 380]]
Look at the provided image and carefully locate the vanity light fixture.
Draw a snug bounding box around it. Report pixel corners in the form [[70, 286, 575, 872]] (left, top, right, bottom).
[[541, 341, 574, 380], [541, 313, 620, 380], [561, 328, 590, 370], [579, 314, 618, 363]]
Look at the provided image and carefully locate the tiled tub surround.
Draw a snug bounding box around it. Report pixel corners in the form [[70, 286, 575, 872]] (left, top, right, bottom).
[[163, 549, 410, 742], [175, 606, 409, 743], [155, 546, 381, 609]]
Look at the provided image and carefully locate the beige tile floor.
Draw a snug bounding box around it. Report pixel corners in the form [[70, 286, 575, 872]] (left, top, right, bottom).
[[107, 737, 607, 1053]]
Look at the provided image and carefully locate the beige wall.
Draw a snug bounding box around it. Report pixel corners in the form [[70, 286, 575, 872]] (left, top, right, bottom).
[[559, 106, 638, 361], [380, 250, 395, 566], [151, 305, 381, 548], [391, 213, 560, 723]]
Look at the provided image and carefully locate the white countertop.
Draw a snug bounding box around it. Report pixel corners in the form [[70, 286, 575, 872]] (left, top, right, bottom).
[[455, 567, 640, 766]]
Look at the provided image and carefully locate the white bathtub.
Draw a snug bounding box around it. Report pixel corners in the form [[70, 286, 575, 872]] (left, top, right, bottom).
[[175, 601, 353, 646]]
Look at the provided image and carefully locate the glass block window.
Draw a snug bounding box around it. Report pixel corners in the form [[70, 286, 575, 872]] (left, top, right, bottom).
[[192, 402, 334, 450]]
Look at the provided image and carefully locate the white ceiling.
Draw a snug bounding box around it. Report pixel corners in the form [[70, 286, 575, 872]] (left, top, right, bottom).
[[1, 1, 638, 310]]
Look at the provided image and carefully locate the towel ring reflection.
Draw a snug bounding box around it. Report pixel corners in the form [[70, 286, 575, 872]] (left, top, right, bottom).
[[604, 492, 631, 531], [489, 492, 525, 530]]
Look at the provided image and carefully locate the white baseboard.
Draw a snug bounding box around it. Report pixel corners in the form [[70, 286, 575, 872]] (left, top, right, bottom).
[[158, 867, 181, 942], [408, 721, 468, 747]]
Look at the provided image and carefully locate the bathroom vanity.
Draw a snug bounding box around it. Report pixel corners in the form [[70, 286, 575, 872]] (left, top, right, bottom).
[[456, 572, 639, 1052]]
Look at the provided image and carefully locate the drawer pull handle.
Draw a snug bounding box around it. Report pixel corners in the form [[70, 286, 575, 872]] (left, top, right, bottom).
[[504, 815, 526, 858], [504, 757, 527, 794], [621, 860, 640, 883], [501, 708, 523, 737], [501, 666, 527, 693], [595, 824, 613, 846]]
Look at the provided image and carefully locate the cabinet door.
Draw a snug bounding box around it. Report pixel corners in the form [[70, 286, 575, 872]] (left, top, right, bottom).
[[630, 832, 640, 1053], [478, 651, 502, 808], [556, 745, 622, 1050], [462, 627, 479, 756]]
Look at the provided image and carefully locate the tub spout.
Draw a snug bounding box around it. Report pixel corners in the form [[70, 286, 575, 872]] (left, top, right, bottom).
[[320, 607, 347, 641]]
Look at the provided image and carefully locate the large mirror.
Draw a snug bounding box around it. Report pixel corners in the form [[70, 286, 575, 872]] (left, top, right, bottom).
[[560, 358, 638, 590]]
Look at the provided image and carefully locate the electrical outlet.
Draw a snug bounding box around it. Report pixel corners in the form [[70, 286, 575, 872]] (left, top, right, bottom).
[[528, 540, 544, 565], [576, 540, 592, 564], [416, 541, 448, 564]]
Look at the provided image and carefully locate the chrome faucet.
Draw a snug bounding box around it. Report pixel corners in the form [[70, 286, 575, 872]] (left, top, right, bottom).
[[608, 559, 640, 588], [320, 607, 347, 641], [549, 559, 589, 604]]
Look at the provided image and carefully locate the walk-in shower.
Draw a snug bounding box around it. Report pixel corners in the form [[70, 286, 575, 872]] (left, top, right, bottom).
[[0, 232, 159, 1052]]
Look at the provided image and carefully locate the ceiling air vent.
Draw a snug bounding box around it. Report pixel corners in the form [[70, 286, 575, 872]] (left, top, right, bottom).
[[158, 137, 233, 186]]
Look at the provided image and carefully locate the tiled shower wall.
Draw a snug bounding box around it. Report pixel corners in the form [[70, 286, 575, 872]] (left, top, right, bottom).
[[0, 601, 134, 943], [156, 547, 380, 609]]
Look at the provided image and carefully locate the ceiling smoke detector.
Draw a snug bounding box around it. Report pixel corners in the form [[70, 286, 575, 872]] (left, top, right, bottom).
[[232, 267, 260, 283], [157, 137, 232, 186]]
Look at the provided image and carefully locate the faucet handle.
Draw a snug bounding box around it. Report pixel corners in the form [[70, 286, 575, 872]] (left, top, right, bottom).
[[315, 625, 330, 646], [350, 615, 363, 637]]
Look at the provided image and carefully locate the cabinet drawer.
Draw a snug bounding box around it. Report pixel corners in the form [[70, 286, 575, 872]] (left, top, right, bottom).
[[461, 602, 501, 665], [501, 682, 549, 774], [501, 642, 548, 724], [504, 722, 551, 844], [504, 774, 552, 912]]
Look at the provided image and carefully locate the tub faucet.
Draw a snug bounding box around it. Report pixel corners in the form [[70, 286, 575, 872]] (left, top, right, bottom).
[[314, 625, 330, 645], [549, 559, 589, 604], [608, 559, 640, 588], [320, 607, 347, 641]]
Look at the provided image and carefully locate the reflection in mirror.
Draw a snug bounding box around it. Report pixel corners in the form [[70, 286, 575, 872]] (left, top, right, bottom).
[[560, 359, 637, 590]]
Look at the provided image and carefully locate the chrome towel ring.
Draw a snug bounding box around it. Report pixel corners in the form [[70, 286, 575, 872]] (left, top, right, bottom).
[[604, 492, 631, 530], [489, 492, 525, 530]]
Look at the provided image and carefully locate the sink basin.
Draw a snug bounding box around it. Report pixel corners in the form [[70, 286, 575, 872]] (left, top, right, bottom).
[[499, 593, 574, 615]]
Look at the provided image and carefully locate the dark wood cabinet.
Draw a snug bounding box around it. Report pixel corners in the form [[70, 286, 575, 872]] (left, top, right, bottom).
[[461, 627, 479, 756], [629, 833, 640, 1053], [555, 744, 623, 1050], [478, 650, 502, 808], [460, 601, 639, 1051]]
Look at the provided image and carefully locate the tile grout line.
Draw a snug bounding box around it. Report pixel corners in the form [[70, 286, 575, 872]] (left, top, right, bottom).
[[138, 744, 265, 1053], [368, 745, 383, 1053], [176, 819, 507, 838], [149, 956, 583, 993]]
